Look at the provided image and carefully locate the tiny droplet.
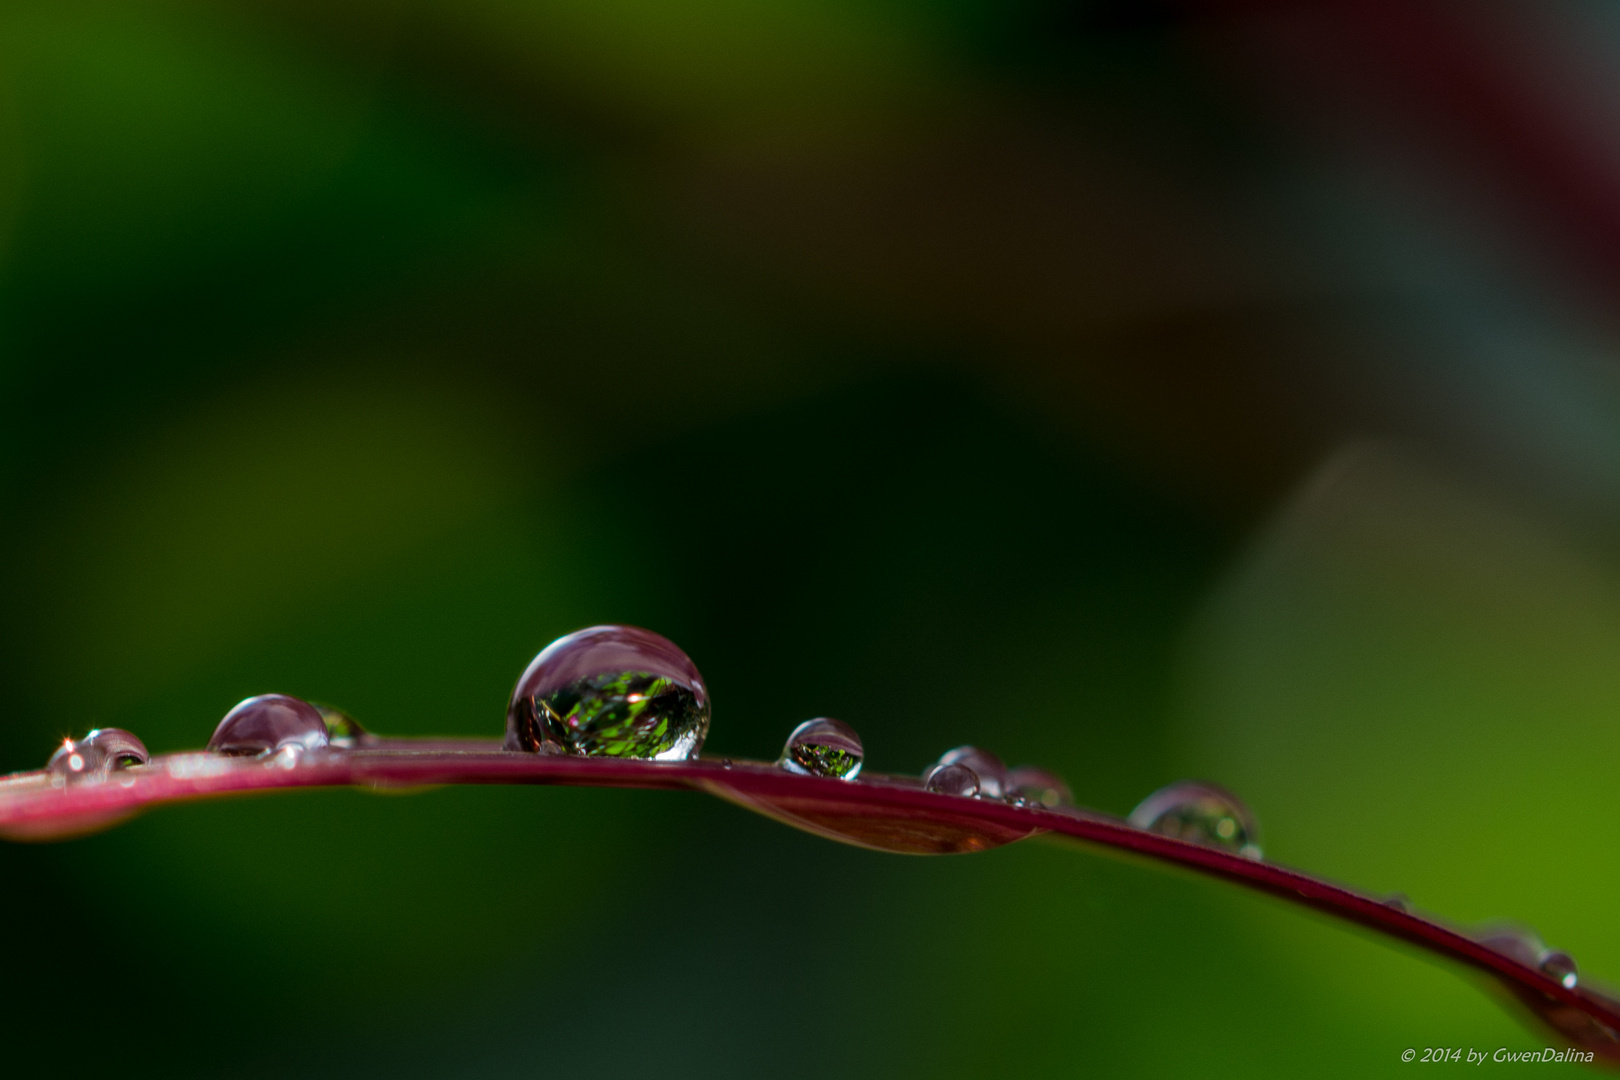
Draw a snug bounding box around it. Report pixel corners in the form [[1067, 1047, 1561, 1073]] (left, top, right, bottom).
[[1007, 765, 1071, 809], [1540, 950, 1579, 990], [778, 718, 864, 780], [314, 704, 370, 749], [505, 625, 709, 761], [1475, 925, 1546, 967], [208, 695, 330, 757], [932, 746, 1006, 799], [1382, 893, 1413, 914], [1129, 780, 1261, 858], [925, 762, 980, 798]]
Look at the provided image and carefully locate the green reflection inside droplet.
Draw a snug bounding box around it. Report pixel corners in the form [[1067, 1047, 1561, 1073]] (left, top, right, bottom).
[[788, 743, 860, 779], [541, 671, 704, 759]]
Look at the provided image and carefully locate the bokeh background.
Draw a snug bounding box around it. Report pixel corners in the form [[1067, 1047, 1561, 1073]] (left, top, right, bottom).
[[3, 1, 1620, 1075]]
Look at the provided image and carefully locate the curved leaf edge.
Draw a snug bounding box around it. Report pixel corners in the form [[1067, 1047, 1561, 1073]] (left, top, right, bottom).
[[2, 741, 1615, 1063]]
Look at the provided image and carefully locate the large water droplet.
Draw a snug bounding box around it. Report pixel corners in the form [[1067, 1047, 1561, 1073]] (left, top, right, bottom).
[[505, 625, 710, 760], [1129, 780, 1261, 858], [46, 728, 149, 786], [314, 704, 370, 749], [925, 762, 980, 797], [207, 695, 329, 757], [1540, 950, 1579, 990], [778, 718, 863, 780], [932, 746, 1006, 799], [1006, 765, 1071, 809]]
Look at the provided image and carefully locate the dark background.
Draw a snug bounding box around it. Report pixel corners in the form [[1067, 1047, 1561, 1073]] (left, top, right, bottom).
[[2, 1, 1619, 1075]]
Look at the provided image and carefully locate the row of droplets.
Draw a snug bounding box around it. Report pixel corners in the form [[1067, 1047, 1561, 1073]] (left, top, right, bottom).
[[779, 717, 1258, 850], [45, 625, 1260, 857], [504, 627, 1267, 855], [47, 694, 365, 786], [36, 623, 1581, 989]]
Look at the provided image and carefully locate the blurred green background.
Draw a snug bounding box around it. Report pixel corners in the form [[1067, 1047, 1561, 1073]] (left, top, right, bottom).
[[4, 0, 1620, 1075]]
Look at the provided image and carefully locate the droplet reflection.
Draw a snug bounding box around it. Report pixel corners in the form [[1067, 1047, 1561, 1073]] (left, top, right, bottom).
[[1129, 780, 1261, 858], [46, 729, 149, 786], [925, 762, 980, 798], [47, 740, 105, 786], [1541, 950, 1580, 990], [505, 625, 710, 761], [1473, 925, 1581, 988], [1007, 766, 1071, 809], [778, 718, 863, 780], [1477, 925, 1544, 968], [932, 746, 1006, 799], [314, 704, 370, 749], [207, 695, 330, 757]]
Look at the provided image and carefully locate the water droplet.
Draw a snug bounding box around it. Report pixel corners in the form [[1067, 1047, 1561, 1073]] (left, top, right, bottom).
[[83, 728, 148, 768], [1476, 929, 1616, 1050], [314, 704, 370, 749], [505, 625, 710, 761], [1382, 893, 1413, 914], [778, 718, 863, 780], [932, 746, 1006, 799], [1474, 923, 1582, 996], [925, 762, 980, 797], [1540, 950, 1579, 990], [1007, 765, 1071, 809], [721, 758, 733, 770], [1129, 780, 1261, 858], [46, 729, 149, 786], [47, 740, 104, 786], [207, 695, 329, 757], [1477, 925, 1543, 965]]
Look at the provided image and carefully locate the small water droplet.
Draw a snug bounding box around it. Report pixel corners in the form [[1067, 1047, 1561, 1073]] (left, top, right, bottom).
[[84, 728, 148, 768], [314, 704, 370, 749], [932, 746, 1006, 799], [1382, 893, 1413, 914], [46, 729, 149, 786], [1540, 950, 1579, 990], [505, 625, 710, 761], [1476, 925, 1546, 967], [47, 740, 103, 786], [778, 718, 863, 780], [721, 758, 733, 770], [207, 695, 329, 757], [1129, 780, 1261, 858], [1007, 766, 1071, 809], [1476, 927, 1612, 1049], [925, 762, 980, 797]]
